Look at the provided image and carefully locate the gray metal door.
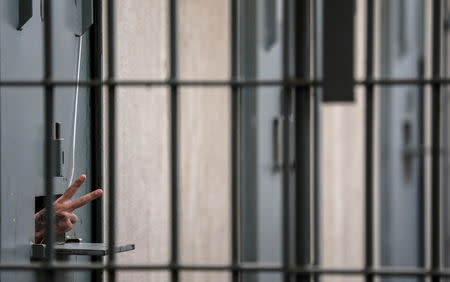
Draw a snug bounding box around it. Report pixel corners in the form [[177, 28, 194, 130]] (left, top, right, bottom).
[[240, 1, 287, 282], [0, 1, 95, 281], [379, 1, 425, 281]]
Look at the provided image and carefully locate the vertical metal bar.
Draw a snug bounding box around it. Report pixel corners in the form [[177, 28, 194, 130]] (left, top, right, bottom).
[[441, 0, 449, 275], [90, 0, 104, 280], [294, 1, 311, 282], [107, 0, 116, 280], [431, 1, 442, 282], [311, 1, 321, 281], [231, 0, 240, 281], [365, 1, 374, 282], [282, 0, 291, 281], [313, 58, 322, 282], [43, 0, 55, 280], [169, 0, 179, 282], [418, 58, 426, 279]]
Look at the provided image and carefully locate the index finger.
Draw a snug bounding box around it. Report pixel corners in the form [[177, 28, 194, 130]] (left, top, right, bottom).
[[69, 189, 103, 211], [59, 175, 87, 201]]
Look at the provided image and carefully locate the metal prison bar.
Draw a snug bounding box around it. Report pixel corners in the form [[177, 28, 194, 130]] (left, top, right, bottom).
[[2, 78, 450, 87], [43, 0, 56, 281], [0, 0, 446, 282], [106, 0, 117, 281], [365, 2, 374, 282]]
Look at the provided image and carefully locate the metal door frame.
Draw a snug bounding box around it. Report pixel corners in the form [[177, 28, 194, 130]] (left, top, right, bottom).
[[89, 0, 104, 280]]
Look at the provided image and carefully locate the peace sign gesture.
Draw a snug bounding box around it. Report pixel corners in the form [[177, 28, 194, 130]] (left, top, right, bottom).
[[34, 175, 103, 243]]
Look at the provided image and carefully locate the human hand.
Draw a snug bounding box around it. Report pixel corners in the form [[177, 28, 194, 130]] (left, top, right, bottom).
[[34, 174, 103, 243]]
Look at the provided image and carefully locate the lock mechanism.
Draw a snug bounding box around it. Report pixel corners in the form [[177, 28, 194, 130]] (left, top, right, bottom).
[[402, 115, 445, 176], [273, 116, 296, 170], [52, 123, 65, 178]]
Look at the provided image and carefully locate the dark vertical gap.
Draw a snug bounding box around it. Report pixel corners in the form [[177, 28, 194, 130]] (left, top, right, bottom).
[[283, 0, 292, 282], [365, 2, 374, 282], [441, 1, 450, 276], [311, 1, 321, 282], [106, 0, 117, 280], [312, 91, 321, 282], [90, 0, 104, 280], [418, 57, 425, 279], [43, 0, 55, 281], [169, 0, 179, 282], [231, 1, 240, 282], [431, 1, 442, 282], [442, 0, 450, 276], [294, 1, 311, 282]]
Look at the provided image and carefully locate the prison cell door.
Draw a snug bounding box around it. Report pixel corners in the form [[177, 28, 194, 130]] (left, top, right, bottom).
[[0, 1, 97, 281], [379, 1, 425, 281], [240, 1, 291, 282]]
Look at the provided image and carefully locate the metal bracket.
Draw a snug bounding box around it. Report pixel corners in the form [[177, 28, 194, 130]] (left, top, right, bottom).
[[31, 242, 135, 260], [18, 0, 33, 30], [264, 0, 277, 50], [323, 0, 356, 102], [74, 0, 94, 36], [273, 116, 296, 170]]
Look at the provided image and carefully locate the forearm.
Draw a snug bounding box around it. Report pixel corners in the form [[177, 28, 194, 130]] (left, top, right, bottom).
[[34, 209, 46, 243]]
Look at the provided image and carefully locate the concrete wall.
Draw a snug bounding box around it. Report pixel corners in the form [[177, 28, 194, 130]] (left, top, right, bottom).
[[114, 1, 170, 282], [178, 2, 231, 282]]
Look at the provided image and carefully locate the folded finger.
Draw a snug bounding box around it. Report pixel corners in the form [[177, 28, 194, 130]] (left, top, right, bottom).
[[68, 213, 78, 224], [55, 217, 73, 234], [62, 219, 73, 233]]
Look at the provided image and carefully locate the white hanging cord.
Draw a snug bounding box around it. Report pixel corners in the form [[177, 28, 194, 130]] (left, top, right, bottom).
[[69, 34, 83, 185]]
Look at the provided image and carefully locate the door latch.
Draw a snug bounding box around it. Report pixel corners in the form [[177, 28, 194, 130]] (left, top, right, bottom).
[[53, 123, 64, 177], [402, 116, 445, 176], [273, 116, 295, 170]]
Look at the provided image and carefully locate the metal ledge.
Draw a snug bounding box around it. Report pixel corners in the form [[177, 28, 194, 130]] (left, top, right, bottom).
[[32, 243, 135, 259]]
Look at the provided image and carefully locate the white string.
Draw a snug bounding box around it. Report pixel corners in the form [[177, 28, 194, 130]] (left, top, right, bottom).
[[69, 35, 83, 185]]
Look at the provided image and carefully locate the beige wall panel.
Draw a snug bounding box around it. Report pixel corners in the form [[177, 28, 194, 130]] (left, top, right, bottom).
[[181, 272, 231, 282], [116, 0, 168, 80], [178, 0, 230, 80], [321, 95, 364, 273], [179, 88, 230, 268], [109, 1, 170, 282], [178, 1, 231, 278], [321, 1, 365, 282]]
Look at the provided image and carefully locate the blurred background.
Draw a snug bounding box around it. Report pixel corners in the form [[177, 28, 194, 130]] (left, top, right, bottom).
[[0, 0, 449, 282]]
